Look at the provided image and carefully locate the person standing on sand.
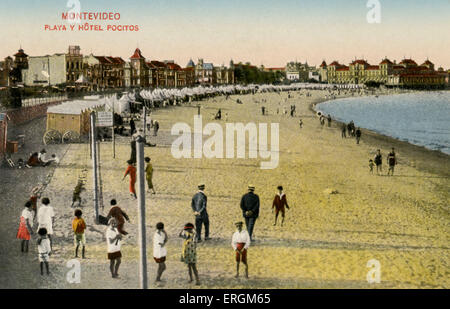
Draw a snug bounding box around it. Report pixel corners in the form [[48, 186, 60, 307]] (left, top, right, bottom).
[[327, 114, 332, 127], [299, 119, 303, 129], [107, 199, 130, 235], [374, 149, 383, 175], [129, 118, 136, 135], [369, 159, 375, 174], [72, 209, 86, 259], [17, 201, 34, 253], [106, 218, 122, 278], [123, 160, 137, 199], [179, 223, 200, 285], [231, 221, 250, 279], [37, 228, 51, 275], [145, 157, 156, 194], [240, 185, 260, 241], [272, 186, 290, 226], [153, 120, 160, 136], [355, 127, 362, 144], [341, 123, 347, 138], [191, 183, 210, 242], [37, 197, 54, 250], [387, 148, 397, 176], [153, 222, 168, 282]]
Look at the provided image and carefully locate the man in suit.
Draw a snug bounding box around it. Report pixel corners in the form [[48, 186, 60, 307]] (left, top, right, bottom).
[[191, 183, 210, 242], [240, 185, 260, 241]]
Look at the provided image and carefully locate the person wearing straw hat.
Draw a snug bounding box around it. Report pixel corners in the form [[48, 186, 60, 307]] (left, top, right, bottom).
[[240, 185, 260, 241], [231, 221, 250, 278], [191, 183, 210, 242]]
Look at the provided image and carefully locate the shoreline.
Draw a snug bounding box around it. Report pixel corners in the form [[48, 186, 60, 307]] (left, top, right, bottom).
[[309, 92, 450, 177]]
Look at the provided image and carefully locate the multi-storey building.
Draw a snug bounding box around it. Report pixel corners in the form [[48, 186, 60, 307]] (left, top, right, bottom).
[[285, 61, 311, 82], [321, 58, 446, 87], [83, 54, 125, 90]]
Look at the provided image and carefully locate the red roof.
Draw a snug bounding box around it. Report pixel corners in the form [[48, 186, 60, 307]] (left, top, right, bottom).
[[399, 59, 417, 65], [336, 66, 349, 71], [320, 61, 327, 67], [130, 48, 145, 59], [107, 57, 125, 64], [351, 59, 369, 65], [367, 65, 379, 70], [329, 61, 340, 66], [380, 59, 393, 65], [393, 65, 404, 70], [421, 60, 433, 66], [14, 49, 28, 57], [94, 56, 112, 64], [167, 63, 182, 70], [149, 60, 166, 68]]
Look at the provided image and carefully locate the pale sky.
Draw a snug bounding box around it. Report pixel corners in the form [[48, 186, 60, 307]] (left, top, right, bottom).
[[0, 0, 449, 68]]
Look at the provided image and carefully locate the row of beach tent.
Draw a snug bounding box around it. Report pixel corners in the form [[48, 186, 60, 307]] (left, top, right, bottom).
[[49, 83, 366, 115]]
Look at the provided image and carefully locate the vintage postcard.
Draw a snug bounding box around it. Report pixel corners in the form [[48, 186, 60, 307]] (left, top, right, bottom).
[[0, 0, 448, 296]]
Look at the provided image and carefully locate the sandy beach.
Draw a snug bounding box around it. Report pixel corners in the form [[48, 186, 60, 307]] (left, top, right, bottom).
[[1, 88, 449, 289]]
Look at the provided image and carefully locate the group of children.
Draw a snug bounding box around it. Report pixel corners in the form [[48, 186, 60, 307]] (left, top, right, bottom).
[[16, 179, 291, 283], [16, 195, 58, 275]]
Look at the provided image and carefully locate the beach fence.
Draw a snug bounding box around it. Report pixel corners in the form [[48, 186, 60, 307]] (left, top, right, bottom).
[[21, 94, 68, 107]]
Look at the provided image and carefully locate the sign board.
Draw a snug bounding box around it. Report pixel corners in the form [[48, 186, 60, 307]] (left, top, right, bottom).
[[96, 112, 113, 127]]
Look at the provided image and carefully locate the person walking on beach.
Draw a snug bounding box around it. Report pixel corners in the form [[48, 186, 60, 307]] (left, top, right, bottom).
[[299, 119, 303, 129], [129, 118, 136, 135], [123, 160, 137, 199], [191, 183, 210, 242], [231, 221, 250, 279], [272, 186, 290, 226], [153, 120, 160, 136], [387, 148, 397, 176], [153, 222, 168, 282], [327, 114, 332, 127], [355, 127, 362, 144], [341, 123, 347, 138], [37, 197, 54, 250], [179, 223, 200, 285], [374, 149, 383, 175], [107, 199, 130, 235], [106, 218, 122, 278], [37, 228, 51, 275], [72, 209, 86, 259], [17, 201, 34, 253], [145, 157, 156, 194], [240, 185, 260, 241]]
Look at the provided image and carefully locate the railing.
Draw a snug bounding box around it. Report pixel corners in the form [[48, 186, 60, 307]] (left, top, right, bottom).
[[21, 94, 68, 107]]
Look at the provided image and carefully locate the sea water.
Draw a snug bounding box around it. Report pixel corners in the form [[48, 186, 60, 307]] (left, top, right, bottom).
[[316, 91, 450, 154]]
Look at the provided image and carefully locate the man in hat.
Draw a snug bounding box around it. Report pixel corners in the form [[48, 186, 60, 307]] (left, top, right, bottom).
[[240, 185, 260, 241], [191, 183, 210, 242], [231, 221, 250, 278]]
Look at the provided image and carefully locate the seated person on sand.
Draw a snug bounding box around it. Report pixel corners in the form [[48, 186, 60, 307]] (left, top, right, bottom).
[[26, 152, 40, 168]]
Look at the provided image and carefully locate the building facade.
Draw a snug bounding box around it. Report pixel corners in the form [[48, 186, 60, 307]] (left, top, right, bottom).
[[321, 58, 446, 87]]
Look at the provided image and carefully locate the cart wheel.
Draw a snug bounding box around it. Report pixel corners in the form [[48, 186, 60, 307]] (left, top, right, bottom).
[[43, 130, 62, 145], [62, 130, 80, 144]]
